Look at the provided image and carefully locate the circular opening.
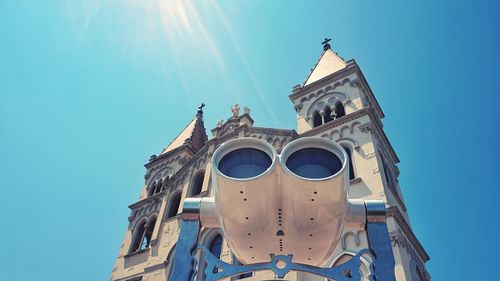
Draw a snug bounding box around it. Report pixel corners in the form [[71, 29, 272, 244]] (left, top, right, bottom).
[[218, 148, 272, 179], [276, 259, 286, 269], [285, 148, 342, 179]]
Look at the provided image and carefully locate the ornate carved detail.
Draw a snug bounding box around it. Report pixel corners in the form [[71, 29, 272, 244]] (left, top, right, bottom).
[[365, 151, 376, 159], [390, 229, 427, 276], [128, 195, 162, 227], [341, 231, 362, 250], [359, 122, 374, 134], [243, 106, 250, 115], [297, 78, 352, 103], [387, 206, 430, 263], [349, 78, 361, 88], [294, 103, 303, 112]]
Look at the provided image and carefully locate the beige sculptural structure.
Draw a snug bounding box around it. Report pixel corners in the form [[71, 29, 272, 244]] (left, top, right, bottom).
[[110, 45, 430, 281]]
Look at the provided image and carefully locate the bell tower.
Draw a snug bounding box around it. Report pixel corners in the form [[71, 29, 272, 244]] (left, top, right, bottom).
[[289, 40, 430, 280]]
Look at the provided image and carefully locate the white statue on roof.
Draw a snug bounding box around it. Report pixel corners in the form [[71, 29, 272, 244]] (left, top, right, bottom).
[[231, 104, 240, 118]]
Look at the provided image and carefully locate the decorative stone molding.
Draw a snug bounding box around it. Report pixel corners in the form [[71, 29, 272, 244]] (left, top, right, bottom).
[[301, 108, 368, 138], [335, 137, 360, 151], [349, 78, 361, 88], [296, 78, 353, 103], [305, 91, 351, 119], [340, 231, 362, 250], [387, 206, 430, 262], [128, 195, 162, 227], [390, 229, 429, 281]]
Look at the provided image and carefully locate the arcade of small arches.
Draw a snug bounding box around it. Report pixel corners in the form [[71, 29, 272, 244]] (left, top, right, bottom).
[[130, 169, 207, 254], [147, 167, 174, 196], [306, 92, 350, 128], [312, 100, 346, 128]]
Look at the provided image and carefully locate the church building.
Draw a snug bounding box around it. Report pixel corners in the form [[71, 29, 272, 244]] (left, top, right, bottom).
[[110, 41, 430, 281]]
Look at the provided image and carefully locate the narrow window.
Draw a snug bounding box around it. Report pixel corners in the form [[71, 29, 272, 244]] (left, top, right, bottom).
[[335, 101, 346, 118], [313, 111, 322, 127], [189, 172, 204, 196], [129, 221, 146, 253], [209, 235, 223, 273], [140, 217, 157, 250], [166, 193, 181, 219], [342, 146, 355, 180], [383, 161, 395, 192], [148, 182, 156, 197], [154, 179, 163, 194], [324, 106, 333, 123]]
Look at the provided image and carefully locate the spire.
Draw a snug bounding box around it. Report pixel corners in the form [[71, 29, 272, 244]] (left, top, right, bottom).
[[160, 104, 208, 155], [303, 38, 347, 86], [191, 103, 208, 151]]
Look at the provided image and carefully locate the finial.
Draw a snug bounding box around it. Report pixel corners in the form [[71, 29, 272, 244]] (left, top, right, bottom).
[[197, 102, 205, 115], [322, 38, 331, 51]]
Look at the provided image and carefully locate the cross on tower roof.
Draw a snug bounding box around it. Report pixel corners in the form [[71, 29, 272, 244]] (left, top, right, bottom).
[[322, 38, 331, 51], [197, 103, 205, 114]]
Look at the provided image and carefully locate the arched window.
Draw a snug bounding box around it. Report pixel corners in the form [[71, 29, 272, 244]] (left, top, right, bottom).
[[324, 106, 333, 123], [129, 221, 146, 253], [148, 182, 156, 197], [334, 101, 345, 119], [154, 179, 163, 194], [313, 111, 322, 127], [142, 217, 157, 250], [209, 234, 223, 258], [209, 235, 223, 273], [166, 193, 182, 219], [129, 216, 157, 253], [342, 146, 355, 180], [189, 172, 205, 197], [382, 160, 396, 193]]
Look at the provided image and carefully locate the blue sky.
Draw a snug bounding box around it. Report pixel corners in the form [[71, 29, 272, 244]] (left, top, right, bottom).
[[1, 1, 499, 280]]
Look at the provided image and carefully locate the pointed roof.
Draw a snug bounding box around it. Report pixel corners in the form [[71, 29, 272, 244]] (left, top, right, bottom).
[[303, 48, 347, 86], [160, 107, 208, 155]]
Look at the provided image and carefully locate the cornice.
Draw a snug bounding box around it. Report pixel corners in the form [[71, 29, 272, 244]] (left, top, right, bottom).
[[299, 107, 399, 164], [387, 206, 430, 262], [128, 191, 164, 210], [248, 126, 298, 138], [144, 144, 193, 169]]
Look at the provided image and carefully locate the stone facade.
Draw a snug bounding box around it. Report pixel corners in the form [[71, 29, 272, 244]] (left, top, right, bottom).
[[110, 47, 430, 281]]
